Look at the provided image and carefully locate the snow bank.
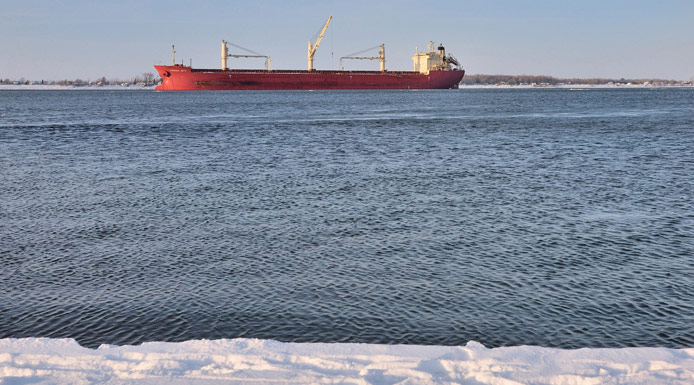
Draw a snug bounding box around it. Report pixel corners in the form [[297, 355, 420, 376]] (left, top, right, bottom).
[[1, 338, 692, 385]]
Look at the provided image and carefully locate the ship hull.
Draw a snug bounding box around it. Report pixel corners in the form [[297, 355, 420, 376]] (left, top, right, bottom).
[[154, 66, 465, 91]]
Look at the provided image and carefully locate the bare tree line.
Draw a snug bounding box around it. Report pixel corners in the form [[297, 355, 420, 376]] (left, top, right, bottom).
[[3, 72, 691, 87], [1, 73, 160, 86], [461, 74, 692, 86]]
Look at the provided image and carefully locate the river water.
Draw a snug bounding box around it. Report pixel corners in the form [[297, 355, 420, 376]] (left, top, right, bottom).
[[1, 88, 692, 349]]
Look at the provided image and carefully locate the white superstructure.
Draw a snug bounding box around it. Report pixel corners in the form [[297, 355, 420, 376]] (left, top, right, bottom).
[[412, 42, 460, 74]]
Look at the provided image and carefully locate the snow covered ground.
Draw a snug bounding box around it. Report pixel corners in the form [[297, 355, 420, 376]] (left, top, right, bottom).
[[1, 338, 692, 384]]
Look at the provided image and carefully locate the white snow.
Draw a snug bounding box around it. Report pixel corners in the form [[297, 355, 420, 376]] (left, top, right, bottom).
[[0, 338, 692, 384]]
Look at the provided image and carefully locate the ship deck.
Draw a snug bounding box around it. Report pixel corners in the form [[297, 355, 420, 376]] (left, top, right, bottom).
[[190, 68, 426, 76]]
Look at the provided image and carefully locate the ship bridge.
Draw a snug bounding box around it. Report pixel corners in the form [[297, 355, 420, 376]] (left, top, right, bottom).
[[412, 42, 461, 74]]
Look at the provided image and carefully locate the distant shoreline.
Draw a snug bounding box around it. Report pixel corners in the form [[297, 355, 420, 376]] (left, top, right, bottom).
[[461, 74, 694, 87], [1, 84, 692, 91], [459, 83, 694, 89], [0, 84, 156, 91]]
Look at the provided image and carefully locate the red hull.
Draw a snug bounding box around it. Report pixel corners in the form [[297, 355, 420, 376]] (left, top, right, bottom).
[[154, 65, 465, 91]]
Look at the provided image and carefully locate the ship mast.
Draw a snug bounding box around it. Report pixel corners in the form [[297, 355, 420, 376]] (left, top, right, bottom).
[[307, 16, 332, 71], [221, 41, 227, 70]]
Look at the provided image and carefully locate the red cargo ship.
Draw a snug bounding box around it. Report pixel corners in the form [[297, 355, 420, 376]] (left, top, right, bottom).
[[154, 17, 464, 91]]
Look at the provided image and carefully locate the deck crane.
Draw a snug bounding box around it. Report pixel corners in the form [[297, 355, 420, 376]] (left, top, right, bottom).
[[307, 16, 332, 71], [339, 44, 386, 72], [221, 40, 271, 71]]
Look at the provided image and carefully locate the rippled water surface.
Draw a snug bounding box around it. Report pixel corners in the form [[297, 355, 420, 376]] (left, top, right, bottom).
[[1, 89, 693, 349]]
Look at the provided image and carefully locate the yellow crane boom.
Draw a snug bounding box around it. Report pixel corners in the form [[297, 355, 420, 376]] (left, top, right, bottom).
[[221, 40, 271, 71], [339, 44, 386, 71], [307, 16, 332, 71]]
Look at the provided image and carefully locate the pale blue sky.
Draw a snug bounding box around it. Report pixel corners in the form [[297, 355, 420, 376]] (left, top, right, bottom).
[[1, 0, 693, 80]]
